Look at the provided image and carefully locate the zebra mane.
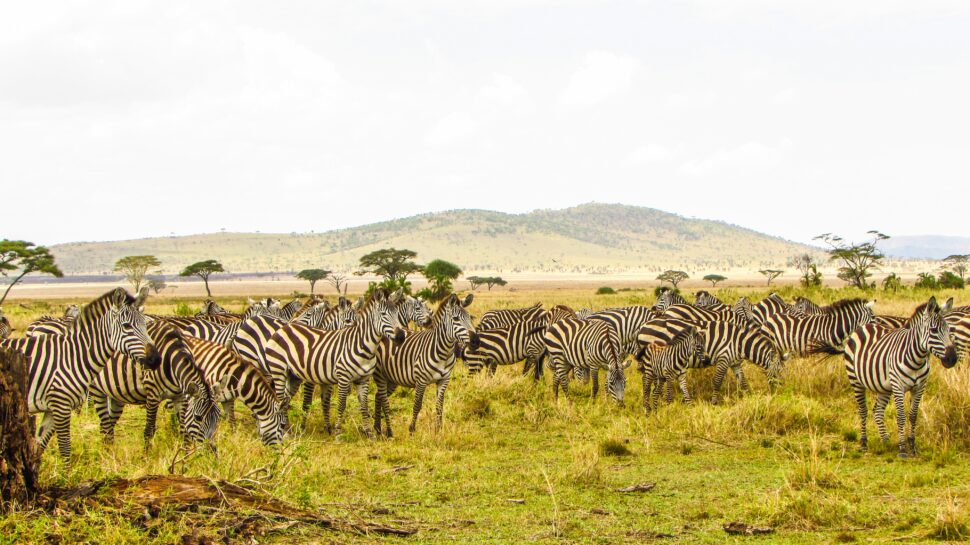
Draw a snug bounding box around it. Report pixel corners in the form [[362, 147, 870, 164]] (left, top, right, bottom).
[[550, 304, 575, 313], [71, 288, 135, 330], [823, 298, 868, 313]]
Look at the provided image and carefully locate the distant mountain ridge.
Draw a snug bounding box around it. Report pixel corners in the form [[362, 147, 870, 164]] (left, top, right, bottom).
[[50, 203, 821, 275], [880, 235, 970, 260]]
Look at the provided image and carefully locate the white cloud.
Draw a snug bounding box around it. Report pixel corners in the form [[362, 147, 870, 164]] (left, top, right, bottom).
[[476, 73, 533, 114], [680, 139, 793, 177], [625, 143, 681, 165], [558, 51, 640, 108]]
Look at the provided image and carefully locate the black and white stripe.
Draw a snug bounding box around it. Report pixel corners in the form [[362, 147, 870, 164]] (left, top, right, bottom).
[[639, 325, 705, 410], [543, 317, 627, 404], [479, 302, 544, 329], [762, 298, 876, 357], [652, 288, 687, 312], [462, 319, 546, 376]]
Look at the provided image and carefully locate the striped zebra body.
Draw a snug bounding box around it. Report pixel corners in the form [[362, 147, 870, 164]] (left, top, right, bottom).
[[479, 302, 544, 329], [26, 315, 76, 337], [875, 315, 908, 329], [374, 294, 477, 436], [792, 296, 823, 317], [652, 288, 687, 312], [637, 318, 781, 403], [640, 326, 705, 410], [524, 304, 579, 379], [276, 298, 304, 321], [89, 321, 221, 447], [944, 312, 969, 358], [750, 293, 794, 325], [589, 305, 658, 357], [264, 289, 404, 435], [839, 297, 957, 456], [0, 288, 159, 464], [166, 303, 275, 347], [0, 308, 11, 339], [762, 298, 875, 357], [463, 320, 546, 376], [183, 335, 285, 445], [543, 317, 627, 403], [575, 308, 594, 319], [662, 304, 747, 326]]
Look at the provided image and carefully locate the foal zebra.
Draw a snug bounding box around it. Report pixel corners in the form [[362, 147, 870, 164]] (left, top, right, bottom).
[[183, 335, 285, 445], [462, 319, 546, 376], [639, 325, 705, 410], [761, 298, 875, 357], [374, 294, 477, 436], [0, 288, 160, 464], [478, 302, 544, 329], [543, 317, 627, 404], [827, 297, 957, 457], [398, 294, 433, 329], [89, 320, 221, 447], [264, 288, 404, 435]]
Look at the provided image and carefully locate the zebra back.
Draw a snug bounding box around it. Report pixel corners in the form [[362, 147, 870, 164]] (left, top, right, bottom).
[[764, 298, 875, 356], [750, 293, 793, 325], [694, 291, 724, 308], [478, 302, 544, 329], [463, 319, 546, 374]]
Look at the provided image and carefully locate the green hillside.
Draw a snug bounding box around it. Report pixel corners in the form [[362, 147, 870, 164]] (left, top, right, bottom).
[[50, 203, 819, 274]]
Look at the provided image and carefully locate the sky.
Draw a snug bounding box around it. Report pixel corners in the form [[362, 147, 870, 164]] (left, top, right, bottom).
[[2, 1, 968, 247]]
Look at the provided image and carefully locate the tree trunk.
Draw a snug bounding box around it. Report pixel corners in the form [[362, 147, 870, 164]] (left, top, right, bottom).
[[310, 281, 316, 295], [203, 276, 212, 297], [0, 271, 28, 306], [0, 347, 38, 511]]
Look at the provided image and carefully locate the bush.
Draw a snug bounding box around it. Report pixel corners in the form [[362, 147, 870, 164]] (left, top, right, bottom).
[[915, 273, 938, 290], [596, 286, 616, 295], [174, 302, 195, 316], [599, 439, 632, 457], [938, 271, 965, 289]]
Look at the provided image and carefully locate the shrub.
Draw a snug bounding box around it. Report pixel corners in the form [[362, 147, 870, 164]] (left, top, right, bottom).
[[599, 439, 632, 457], [916, 273, 938, 290], [938, 271, 965, 289], [174, 302, 195, 316], [596, 286, 616, 295]]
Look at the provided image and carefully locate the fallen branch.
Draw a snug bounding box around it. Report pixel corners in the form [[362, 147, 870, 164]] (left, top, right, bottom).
[[616, 483, 655, 493]]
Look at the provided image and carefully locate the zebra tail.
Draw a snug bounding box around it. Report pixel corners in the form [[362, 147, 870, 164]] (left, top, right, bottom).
[[805, 340, 843, 357]]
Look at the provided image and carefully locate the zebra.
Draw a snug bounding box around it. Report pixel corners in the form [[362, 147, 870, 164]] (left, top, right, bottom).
[[462, 319, 546, 376], [694, 291, 723, 308], [374, 294, 477, 436], [88, 320, 222, 448], [398, 294, 433, 329], [637, 318, 781, 404], [661, 303, 748, 326], [792, 295, 823, 317], [522, 304, 578, 378], [588, 306, 658, 357], [163, 301, 277, 347], [575, 308, 594, 319], [264, 288, 405, 435], [820, 297, 957, 457], [25, 304, 85, 336], [479, 302, 544, 329], [652, 288, 687, 312], [197, 299, 240, 323], [943, 312, 969, 360], [874, 315, 908, 329], [0, 288, 160, 464], [761, 298, 876, 357], [276, 298, 305, 321], [182, 335, 286, 445], [543, 317, 628, 404], [750, 293, 795, 325], [0, 308, 11, 339], [639, 325, 705, 411]]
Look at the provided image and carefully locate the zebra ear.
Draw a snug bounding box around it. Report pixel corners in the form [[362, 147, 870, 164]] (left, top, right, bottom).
[[111, 288, 129, 309], [185, 382, 200, 397], [134, 286, 150, 309], [461, 294, 474, 307], [865, 300, 876, 309], [942, 297, 954, 314]]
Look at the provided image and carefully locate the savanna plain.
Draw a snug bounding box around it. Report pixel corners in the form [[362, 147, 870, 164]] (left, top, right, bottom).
[[3, 285, 970, 544]]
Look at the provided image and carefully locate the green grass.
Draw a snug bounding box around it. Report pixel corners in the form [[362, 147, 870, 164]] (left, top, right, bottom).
[[3, 287, 970, 543]]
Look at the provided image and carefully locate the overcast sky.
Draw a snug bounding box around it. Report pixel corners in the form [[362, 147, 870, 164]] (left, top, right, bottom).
[[2, 1, 968, 247]]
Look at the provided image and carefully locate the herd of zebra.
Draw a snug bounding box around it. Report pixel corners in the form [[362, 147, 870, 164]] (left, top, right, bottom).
[[0, 285, 968, 467]]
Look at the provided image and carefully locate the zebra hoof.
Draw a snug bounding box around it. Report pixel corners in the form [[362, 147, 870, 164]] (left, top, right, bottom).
[[898, 451, 911, 459]]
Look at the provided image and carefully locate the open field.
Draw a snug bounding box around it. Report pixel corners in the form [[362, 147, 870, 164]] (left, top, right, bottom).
[[3, 286, 970, 544]]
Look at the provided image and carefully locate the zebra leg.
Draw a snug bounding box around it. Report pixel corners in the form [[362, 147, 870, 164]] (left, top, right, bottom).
[[892, 386, 909, 458], [144, 397, 160, 449], [333, 380, 351, 436], [711, 359, 730, 404], [355, 379, 375, 439], [100, 397, 124, 445], [733, 365, 749, 393], [381, 384, 396, 438], [434, 378, 450, 432], [873, 393, 890, 444], [652, 378, 663, 409], [522, 357, 533, 377], [907, 385, 925, 456], [678, 372, 692, 405], [222, 400, 235, 427], [409, 383, 428, 433], [52, 403, 73, 465], [642, 371, 654, 413], [301, 383, 315, 413], [488, 361, 498, 376], [36, 412, 56, 455], [852, 385, 869, 452], [664, 380, 674, 403], [319, 384, 333, 434], [591, 368, 599, 398]]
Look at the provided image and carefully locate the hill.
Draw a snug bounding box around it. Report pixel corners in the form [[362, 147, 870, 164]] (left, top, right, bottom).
[[49, 203, 820, 275], [880, 235, 970, 260]]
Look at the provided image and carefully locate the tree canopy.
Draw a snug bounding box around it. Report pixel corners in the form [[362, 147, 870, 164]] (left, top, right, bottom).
[[113, 255, 160, 293], [702, 274, 726, 287], [815, 231, 888, 290], [421, 259, 463, 302], [296, 269, 331, 295], [180, 259, 225, 297], [357, 248, 423, 282], [759, 269, 784, 286], [657, 270, 688, 288], [468, 276, 507, 291], [0, 240, 64, 305], [944, 255, 969, 281]]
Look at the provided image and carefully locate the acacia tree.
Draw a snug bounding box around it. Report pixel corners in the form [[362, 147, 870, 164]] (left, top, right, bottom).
[[146, 277, 168, 294], [180, 260, 225, 297], [789, 253, 822, 288], [657, 270, 688, 289], [759, 269, 784, 286], [422, 259, 462, 302], [296, 268, 331, 295], [114, 255, 160, 293], [882, 273, 902, 293], [0, 240, 64, 305], [357, 248, 423, 293], [328, 273, 348, 295], [469, 276, 507, 291], [944, 255, 969, 281], [815, 231, 889, 290], [702, 274, 726, 287]]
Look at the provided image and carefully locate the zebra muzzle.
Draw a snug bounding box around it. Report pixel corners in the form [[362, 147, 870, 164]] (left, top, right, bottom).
[[141, 346, 162, 369]]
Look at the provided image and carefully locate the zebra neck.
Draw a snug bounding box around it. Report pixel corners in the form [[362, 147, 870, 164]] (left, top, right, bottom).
[[75, 317, 117, 375]]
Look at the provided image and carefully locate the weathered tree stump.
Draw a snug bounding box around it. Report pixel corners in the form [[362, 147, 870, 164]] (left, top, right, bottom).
[[0, 347, 38, 511]]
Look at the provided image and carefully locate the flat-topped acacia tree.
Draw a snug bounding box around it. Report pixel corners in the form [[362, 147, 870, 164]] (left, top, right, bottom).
[[180, 260, 225, 297], [0, 240, 63, 305], [297, 268, 331, 295], [702, 274, 726, 287]]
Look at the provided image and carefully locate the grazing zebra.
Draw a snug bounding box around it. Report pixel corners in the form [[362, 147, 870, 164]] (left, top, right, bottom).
[[522, 304, 578, 378], [543, 317, 628, 404], [828, 298, 957, 457], [182, 335, 285, 445], [661, 303, 748, 326], [479, 302, 544, 329], [374, 294, 477, 436], [0, 288, 160, 464], [637, 318, 781, 403], [463, 320, 546, 376], [750, 293, 794, 325], [89, 320, 222, 447], [761, 298, 876, 357], [264, 288, 404, 435], [0, 308, 11, 339], [639, 326, 705, 411], [588, 306, 658, 357], [652, 288, 687, 312]]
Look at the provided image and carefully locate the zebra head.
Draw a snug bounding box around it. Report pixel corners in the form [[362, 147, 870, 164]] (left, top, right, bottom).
[[400, 295, 433, 328], [199, 299, 230, 317], [63, 304, 81, 320], [921, 297, 958, 368], [792, 296, 822, 316], [695, 290, 721, 308], [365, 288, 405, 344], [746, 327, 783, 380], [734, 297, 754, 323], [438, 294, 479, 350], [181, 376, 225, 446], [652, 288, 685, 312], [107, 288, 161, 368]]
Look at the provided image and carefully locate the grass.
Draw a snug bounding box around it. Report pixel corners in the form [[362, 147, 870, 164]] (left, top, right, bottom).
[[2, 287, 970, 543]]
